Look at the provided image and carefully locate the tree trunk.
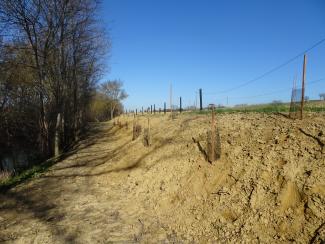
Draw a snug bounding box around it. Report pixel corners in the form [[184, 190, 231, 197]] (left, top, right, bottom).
[[54, 113, 61, 157], [39, 94, 49, 157], [110, 109, 113, 120], [110, 103, 117, 120]]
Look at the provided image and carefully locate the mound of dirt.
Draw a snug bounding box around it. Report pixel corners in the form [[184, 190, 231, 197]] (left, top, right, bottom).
[[0, 112, 324, 243]]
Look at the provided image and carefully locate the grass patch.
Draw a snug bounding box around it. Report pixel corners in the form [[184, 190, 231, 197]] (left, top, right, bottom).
[[189, 104, 290, 114], [0, 156, 60, 193], [188, 101, 325, 115], [305, 106, 325, 112], [0, 126, 91, 193]]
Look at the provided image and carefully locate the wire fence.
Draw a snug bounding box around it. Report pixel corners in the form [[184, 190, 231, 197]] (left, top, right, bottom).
[[126, 37, 325, 116]]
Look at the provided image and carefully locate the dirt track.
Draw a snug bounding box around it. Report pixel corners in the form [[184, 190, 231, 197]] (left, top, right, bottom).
[[0, 113, 324, 243]]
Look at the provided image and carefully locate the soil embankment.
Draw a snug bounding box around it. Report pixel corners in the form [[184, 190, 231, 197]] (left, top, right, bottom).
[[0, 113, 324, 243]]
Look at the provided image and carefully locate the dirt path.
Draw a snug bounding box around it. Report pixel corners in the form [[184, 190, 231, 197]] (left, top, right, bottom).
[[0, 122, 168, 243], [0, 113, 324, 243]]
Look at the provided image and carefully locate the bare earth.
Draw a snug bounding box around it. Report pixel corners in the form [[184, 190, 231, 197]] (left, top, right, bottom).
[[0, 113, 324, 243]]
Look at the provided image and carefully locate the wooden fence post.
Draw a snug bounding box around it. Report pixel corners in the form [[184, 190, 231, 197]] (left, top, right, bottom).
[[170, 83, 173, 117], [300, 54, 307, 119], [179, 97, 182, 113], [199, 89, 203, 110], [211, 105, 215, 162]]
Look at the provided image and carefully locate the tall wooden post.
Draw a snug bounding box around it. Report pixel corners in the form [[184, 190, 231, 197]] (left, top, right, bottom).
[[164, 102, 166, 114], [179, 97, 182, 113], [199, 88, 203, 110], [211, 105, 215, 162], [154, 104, 156, 114], [148, 116, 150, 145], [150, 105, 152, 114], [170, 83, 173, 117], [300, 54, 307, 120]]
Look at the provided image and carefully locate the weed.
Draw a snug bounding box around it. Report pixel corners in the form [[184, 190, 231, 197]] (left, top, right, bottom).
[[0, 157, 58, 193]]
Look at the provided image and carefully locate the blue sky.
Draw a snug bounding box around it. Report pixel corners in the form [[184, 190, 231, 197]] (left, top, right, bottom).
[[99, 0, 325, 110]]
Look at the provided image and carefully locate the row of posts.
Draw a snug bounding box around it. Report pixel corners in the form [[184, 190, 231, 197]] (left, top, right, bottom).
[[126, 88, 203, 115]]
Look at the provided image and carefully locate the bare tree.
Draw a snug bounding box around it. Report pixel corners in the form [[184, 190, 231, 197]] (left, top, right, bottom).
[[100, 80, 128, 119], [0, 0, 109, 165]]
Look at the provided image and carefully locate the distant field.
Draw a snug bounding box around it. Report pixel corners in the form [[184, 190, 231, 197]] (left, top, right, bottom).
[[189, 100, 325, 114]]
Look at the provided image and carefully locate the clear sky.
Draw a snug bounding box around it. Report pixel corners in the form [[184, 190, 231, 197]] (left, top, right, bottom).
[[99, 0, 325, 110]]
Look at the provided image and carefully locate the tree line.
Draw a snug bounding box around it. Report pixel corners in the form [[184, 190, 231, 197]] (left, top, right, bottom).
[[0, 0, 125, 171]]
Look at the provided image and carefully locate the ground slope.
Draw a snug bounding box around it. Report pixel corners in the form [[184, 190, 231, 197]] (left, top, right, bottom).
[[0, 113, 324, 243]]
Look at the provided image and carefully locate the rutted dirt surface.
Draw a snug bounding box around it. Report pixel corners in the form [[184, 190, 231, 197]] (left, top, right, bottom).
[[0, 113, 324, 243]]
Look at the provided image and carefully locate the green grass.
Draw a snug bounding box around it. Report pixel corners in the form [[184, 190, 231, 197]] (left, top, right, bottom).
[[0, 156, 59, 193], [305, 106, 325, 112], [189, 101, 325, 114], [189, 104, 289, 114], [0, 127, 90, 193]]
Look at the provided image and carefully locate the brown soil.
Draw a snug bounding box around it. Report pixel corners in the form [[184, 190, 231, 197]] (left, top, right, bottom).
[[0, 112, 324, 243]]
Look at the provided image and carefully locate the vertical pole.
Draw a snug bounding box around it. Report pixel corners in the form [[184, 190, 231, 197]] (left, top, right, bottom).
[[142, 106, 143, 115], [150, 105, 152, 114], [133, 113, 135, 124], [55, 113, 61, 157], [164, 102, 166, 114], [300, 54, 307, 120], [199, 88, 203, 110], [136, 109, 137, 116], [179, 97, 181, 113], [154, 104, 156, 114], [211, 105, 215, 162], [148, 116, 150, 146], [170, 83, 173, 117], [292, 76, 297, 116]]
